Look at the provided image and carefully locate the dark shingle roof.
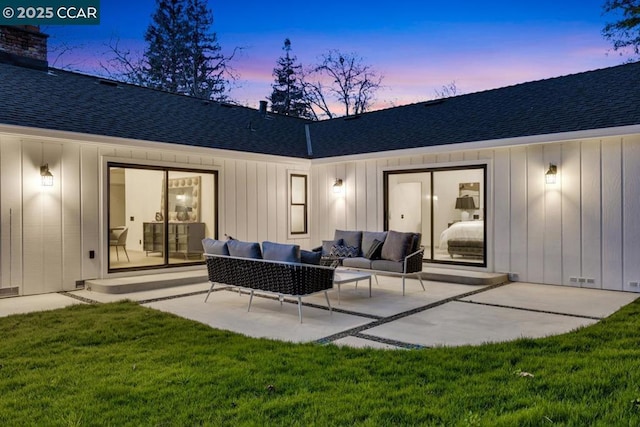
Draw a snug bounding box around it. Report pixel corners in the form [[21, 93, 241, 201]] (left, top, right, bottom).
[[308, 61, 640, 158], [2, 61, 640, 159], [0, 63, 311, 158]]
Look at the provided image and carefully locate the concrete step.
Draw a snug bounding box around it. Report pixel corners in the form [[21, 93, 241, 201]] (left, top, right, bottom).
[[86, 269, 208, 294], [86, 265, 506, 295], [420, 267, 508, 286]]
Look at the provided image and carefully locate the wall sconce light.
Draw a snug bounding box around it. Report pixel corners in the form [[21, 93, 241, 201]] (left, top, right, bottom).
[[545, 163, 557, 185], [40, 164, 53, 186], [333, 179, 344, 194]]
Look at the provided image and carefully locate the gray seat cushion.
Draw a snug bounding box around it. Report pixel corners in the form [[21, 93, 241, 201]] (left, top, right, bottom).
[[334, 230, 362, 252], [380, 230, 415, 262], [201, 238, 229, 256], [342, 257, 373, 269], [361, 231, 387, 257], [371, 259, 404, 273], [262, 241, 301, 263], [227, 239, 262, 259], [301, 249, 322, 265]]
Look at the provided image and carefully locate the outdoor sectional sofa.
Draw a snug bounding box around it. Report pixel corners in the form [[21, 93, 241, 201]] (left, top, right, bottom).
[[202, 238, 335, 322], [315, 229, 425, 295]]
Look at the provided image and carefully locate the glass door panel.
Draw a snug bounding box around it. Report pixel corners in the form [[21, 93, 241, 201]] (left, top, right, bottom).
[[167, 171, 214, 265], [386, 172, 431, 260], [108, 165, 217, 271], [433, 169, 485, 264], [108, 167, 165, 270], [385, 166, 486, 266]]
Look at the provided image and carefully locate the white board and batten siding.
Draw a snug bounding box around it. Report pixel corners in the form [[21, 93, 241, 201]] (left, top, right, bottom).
[[0, 132, 311, 295], [1, 129, 639, 295], [309, 135, 640, 292], [220, 159, 311, 248]]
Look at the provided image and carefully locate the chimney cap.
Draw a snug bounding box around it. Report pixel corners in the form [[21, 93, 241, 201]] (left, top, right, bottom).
[[259, 100, 268, 115]]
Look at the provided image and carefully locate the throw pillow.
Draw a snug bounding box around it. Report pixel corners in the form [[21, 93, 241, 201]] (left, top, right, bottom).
[[364, 239, 384, 260], [361, 231, 387, 257], [380, 230, 414, 262], [262, 241, 301, 263], [300, 249, 322, 265], [334, 230, 363, 252], [227, 239, 262, 259], [330, 244, 359, 258], [322, 238, 343, 256], [201, 238, 229, 256]]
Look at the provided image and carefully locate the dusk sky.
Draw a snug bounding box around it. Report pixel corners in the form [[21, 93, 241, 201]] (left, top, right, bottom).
[[45, 0, 627, 111]]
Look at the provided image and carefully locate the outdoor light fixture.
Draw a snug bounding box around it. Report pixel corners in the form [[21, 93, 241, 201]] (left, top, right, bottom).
[[455, 196, 476, 221], [545, 163, 557, 185], [333, 179, 344, 194], [40, 164, 53, 187]]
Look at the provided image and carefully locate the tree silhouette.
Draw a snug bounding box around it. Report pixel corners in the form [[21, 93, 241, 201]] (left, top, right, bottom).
[[602, 0, 640, 60], [268, 39, 312, 118], [302, 50, 382, 119], [102, 0, 238, 100]]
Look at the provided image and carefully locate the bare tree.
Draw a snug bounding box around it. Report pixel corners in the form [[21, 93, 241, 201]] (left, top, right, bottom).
[[47, 41, 83, 70], [302, 50, 382, 119], [100, 36, 148, 86], [602, 0, 640, 60], [434, 81, 460, 99]]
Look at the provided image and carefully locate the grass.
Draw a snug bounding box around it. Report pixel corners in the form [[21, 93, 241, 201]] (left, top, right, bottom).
[[0, 300, 639, 426]]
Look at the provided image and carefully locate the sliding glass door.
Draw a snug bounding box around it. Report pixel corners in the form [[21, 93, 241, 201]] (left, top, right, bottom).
[[108, 164, 217, 272], [385, 165, 486, 267]]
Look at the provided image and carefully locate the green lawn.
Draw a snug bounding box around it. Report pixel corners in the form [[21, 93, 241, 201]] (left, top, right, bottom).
[[0, 299, 639, 426]]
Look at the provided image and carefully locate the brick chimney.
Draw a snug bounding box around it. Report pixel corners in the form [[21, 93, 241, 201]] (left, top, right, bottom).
[[0, 25, 48, 70]]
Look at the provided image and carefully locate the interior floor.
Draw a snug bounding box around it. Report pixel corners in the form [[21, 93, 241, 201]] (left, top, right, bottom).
[[109, 248, 204, 270]]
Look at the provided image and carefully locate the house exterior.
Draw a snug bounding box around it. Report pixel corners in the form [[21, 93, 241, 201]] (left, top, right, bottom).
[[1, 25, 639, 297]]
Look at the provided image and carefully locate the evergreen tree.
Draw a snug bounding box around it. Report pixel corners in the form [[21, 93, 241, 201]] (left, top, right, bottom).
[[184, 0, 229, 99], [143, 0, 188, 93], [268, 39, 311, 118], [602, 0, 640, 60], [140, 0, 235, 99]]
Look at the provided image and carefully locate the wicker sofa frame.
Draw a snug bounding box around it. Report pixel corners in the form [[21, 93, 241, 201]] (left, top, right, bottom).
[[204, 254, 336, 323]]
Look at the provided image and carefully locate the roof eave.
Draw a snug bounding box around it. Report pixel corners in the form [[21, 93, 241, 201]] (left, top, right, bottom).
[[0, 123, 312, 165], [309, 124, 640, 165]]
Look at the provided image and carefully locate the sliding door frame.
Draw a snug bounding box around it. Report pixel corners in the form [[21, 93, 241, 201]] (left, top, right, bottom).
[[106, 161, 219, 273], [383, 164, 487, 268]]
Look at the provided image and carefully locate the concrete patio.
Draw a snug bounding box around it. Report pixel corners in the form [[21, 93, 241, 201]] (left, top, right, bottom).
[[0, 276, 637, 350]]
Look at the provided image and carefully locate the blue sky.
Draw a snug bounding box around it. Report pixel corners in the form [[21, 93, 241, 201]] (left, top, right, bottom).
[[45, 0, 626, 109]]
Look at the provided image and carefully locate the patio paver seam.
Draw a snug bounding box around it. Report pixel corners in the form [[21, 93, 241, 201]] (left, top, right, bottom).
[[137, 289, 210, 305], [59, 291, 99, 304], [350, 332, 426, 349], [455, 299, 603, 320], [316, 282, 508, 345]]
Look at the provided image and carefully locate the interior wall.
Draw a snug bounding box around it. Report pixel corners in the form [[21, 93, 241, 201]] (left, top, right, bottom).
[[387, 172, 431, 245], [310, 135, 640, 292], [124, 168, 164, 252]]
